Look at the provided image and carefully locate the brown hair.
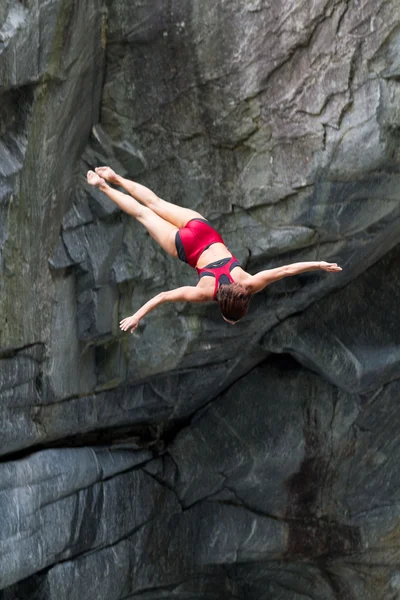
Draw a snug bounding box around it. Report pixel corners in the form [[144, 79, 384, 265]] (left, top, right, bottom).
[[216, 283, 252, 323]]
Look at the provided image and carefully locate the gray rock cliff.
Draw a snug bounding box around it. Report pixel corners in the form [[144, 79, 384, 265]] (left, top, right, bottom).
[[0, 0, 400, 598]]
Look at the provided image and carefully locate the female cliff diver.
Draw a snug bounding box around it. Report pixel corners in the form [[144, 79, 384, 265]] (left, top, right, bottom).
[[87, 168, 342, 332]]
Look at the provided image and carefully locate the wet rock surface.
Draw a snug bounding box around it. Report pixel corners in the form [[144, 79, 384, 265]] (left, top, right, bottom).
[[1, 0, 400, 598]]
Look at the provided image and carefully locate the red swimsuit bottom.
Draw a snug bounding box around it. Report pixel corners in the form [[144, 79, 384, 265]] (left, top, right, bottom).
[[175, 219, 240, 300]]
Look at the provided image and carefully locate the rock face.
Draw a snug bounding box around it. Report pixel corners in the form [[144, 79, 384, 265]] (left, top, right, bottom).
[[1, 0, 400, 598]]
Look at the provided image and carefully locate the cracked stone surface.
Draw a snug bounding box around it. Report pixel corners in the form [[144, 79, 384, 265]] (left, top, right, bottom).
[[1, 0, 400, 598]]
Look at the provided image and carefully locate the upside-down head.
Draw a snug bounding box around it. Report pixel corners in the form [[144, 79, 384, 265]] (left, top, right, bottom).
[[216, 282, 252, 324]]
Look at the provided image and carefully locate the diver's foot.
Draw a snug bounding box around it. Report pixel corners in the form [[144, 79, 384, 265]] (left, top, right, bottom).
[[95, 166, 118, 183], [87, 170, 106, 188]]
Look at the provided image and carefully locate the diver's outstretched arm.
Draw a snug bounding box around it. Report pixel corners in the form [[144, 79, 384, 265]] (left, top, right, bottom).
[[249, 261, 342, 293], [120, 287, 209, 333]]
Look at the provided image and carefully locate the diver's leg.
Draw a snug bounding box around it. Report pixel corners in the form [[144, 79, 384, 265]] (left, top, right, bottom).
[[87, 171, 178, 257], [95, 166, 205, 228]]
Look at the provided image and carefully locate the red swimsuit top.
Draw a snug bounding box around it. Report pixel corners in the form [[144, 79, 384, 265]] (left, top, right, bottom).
[[196, 256, 241, 300]]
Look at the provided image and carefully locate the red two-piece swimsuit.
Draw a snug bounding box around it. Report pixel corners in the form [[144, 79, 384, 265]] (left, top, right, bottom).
[[175, 219, 240, 300]]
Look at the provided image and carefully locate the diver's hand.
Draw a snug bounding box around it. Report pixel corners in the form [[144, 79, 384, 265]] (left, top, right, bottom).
[[120, 314, 141, 333], [319, 261, 342, 272]]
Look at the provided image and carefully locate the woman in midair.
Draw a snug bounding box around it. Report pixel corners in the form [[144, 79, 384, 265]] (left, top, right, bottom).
[[87, 168, 342, 332]]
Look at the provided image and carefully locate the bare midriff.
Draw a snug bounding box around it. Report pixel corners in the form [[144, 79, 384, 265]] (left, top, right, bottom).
[[195, 243, 232, 269]]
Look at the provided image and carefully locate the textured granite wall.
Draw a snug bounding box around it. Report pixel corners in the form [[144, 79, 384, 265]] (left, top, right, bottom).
[[1, 0, 400, 598]]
